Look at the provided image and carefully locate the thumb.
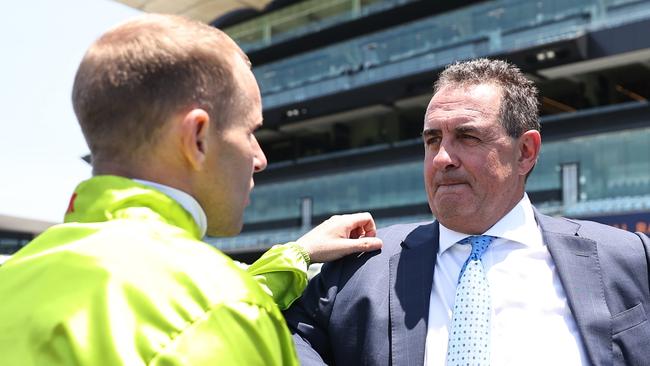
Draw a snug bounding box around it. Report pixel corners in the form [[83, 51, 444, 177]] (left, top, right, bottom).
[[307, 237, 383, 263]]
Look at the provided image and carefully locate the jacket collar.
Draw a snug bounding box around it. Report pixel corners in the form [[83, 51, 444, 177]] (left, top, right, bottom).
[[390, 221, 439, 366], [391, 213, 612, 366], [64, 175, 202, 240]]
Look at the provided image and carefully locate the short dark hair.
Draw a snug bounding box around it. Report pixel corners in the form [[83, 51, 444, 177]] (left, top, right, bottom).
[[433, 58, 540, 137], [72, 14, 248, 163]]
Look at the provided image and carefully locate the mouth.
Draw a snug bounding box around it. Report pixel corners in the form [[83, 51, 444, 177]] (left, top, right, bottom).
[[435, 181, 469, 193]]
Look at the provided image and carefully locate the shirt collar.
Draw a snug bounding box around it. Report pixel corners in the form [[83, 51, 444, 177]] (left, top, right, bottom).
[[439, 193, 539, 254], [134, 179, 208, 238]]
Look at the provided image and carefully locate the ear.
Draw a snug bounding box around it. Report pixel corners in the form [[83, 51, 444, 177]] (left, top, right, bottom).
[[179, 108, 211, 171], [517, 130, 541, 176]]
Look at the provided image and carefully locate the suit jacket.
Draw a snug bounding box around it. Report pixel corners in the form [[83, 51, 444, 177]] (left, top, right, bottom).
[[284, 211, 650, 366]]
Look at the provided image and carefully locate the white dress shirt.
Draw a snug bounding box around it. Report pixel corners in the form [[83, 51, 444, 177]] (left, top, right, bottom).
[[424, 194, 590, 366], [134, 179, 208, 238]]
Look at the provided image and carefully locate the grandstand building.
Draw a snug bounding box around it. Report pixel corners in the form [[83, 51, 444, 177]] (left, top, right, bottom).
[[201, 0, 650, 262], [0, 216, 51, 263], [122, 0, 650, 262]]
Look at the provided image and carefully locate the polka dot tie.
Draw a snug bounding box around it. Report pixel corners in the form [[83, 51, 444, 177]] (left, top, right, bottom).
[[446, 235, 496, 366]]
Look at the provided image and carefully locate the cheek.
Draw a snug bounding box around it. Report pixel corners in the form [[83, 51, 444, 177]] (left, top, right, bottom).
[[423, 160, 431, 176], [480, 152, 516, 186], [423, 158, 434, 185], [423, 150, 437, 173]]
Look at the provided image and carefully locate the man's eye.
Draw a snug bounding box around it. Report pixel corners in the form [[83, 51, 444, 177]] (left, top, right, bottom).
[[461, 134, 480, 142], [424, 137, 440, 145]]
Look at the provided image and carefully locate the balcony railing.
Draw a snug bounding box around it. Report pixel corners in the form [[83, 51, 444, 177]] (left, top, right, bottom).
[[224, 0, 415, 52], [253, 0, 650, 109]]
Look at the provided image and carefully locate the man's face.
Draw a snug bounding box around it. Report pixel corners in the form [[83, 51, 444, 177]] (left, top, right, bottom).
[[201, 53, 267, 237], [422, 83, 526, 234]]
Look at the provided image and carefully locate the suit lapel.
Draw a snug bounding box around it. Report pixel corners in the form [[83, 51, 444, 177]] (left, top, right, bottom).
[[536, 212, 611, 366], [389, 222, 439, 366]]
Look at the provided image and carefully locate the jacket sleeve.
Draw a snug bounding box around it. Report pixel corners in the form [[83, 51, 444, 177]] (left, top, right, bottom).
[[149, 301, 300, 366], [281, 260, 346, 365], [245, 243, 309, 310]]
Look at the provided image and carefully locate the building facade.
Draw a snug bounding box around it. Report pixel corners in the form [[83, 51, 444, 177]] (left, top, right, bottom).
[[206, 0, 650, 262]]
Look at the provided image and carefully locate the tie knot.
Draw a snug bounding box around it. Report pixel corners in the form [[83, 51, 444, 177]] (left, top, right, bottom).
[[459, 235, 495, 260]]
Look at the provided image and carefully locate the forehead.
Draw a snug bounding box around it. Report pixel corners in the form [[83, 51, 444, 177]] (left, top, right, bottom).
[[232, 53, 259, 94], [424, 83, 502, 129]]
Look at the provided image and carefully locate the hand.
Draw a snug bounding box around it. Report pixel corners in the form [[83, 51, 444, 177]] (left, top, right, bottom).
[[296, 212, 383, 263]]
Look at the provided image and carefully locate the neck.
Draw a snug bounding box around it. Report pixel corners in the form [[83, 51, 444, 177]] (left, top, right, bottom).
[[92, 160, 194, 197]]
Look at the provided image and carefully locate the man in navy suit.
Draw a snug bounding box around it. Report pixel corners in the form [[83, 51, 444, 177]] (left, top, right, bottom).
[[284, 58, 650, 366]]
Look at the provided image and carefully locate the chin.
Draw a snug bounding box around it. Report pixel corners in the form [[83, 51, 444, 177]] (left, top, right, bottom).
[[432, 203, 476, 225], [434, 197, 469, 215]]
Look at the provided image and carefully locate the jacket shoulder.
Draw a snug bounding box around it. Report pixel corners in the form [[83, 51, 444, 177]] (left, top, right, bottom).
[[376, 221, 434, 254], [537, 212, 642, 243]]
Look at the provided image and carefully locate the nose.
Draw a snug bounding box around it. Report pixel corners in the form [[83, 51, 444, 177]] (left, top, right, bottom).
[[252, 135, 267, 173], [431, 144, 458, 170]]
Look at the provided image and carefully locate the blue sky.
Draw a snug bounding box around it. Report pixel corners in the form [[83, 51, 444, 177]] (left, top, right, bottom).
[[0, 0, 141, 223]]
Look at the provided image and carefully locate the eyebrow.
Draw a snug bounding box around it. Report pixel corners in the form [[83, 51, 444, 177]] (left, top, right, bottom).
[[455, 125, 480, 134], [422, 124, 481, 135], [421, 128, 440, 138]]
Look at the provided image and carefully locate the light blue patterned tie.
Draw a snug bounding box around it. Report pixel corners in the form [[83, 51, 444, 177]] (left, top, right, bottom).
[[446, 235, 495, 366]]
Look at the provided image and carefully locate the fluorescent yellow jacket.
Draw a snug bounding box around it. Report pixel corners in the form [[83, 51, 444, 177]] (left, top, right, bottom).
[[0, 176, 307, 365]]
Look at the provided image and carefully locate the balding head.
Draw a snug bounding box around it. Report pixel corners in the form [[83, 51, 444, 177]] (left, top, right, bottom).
[[72, 14, 250, 165]]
